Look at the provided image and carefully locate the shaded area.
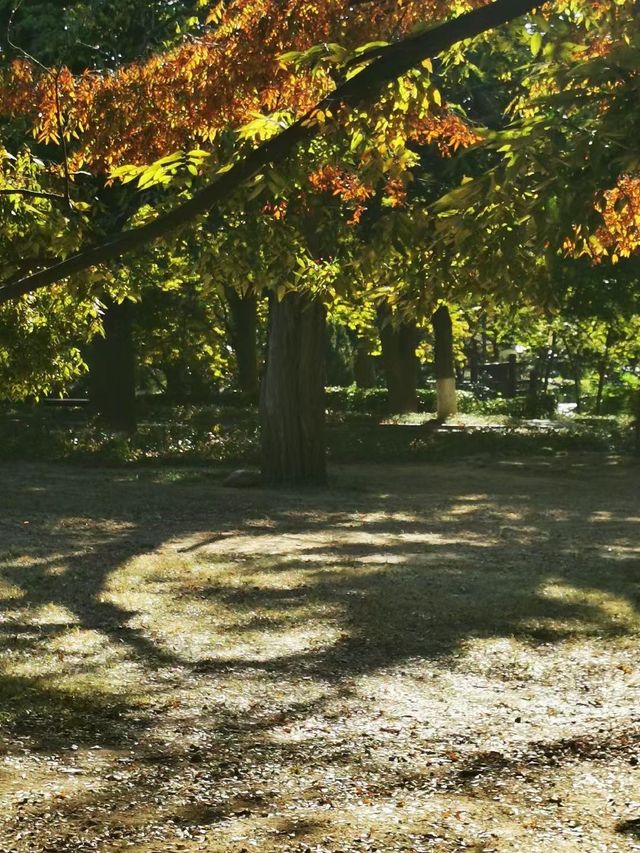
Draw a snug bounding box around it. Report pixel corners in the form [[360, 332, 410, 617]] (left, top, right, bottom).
[[0, 401, 635, 467], [0, 456, 639, 850]]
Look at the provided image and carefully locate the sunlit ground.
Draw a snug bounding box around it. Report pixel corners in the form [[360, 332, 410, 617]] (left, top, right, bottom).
[[1, 456, 639, 852]]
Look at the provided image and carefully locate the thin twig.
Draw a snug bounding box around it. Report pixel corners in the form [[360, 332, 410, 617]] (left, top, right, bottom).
[[0, 188, 68, 201], [7, 0, 49, 70]]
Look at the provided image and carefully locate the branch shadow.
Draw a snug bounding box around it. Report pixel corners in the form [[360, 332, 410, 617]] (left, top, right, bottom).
[[0, 457, 638, 848]]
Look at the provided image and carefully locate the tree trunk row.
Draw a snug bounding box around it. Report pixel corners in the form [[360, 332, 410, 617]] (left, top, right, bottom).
[[86, 293, 459, 485]]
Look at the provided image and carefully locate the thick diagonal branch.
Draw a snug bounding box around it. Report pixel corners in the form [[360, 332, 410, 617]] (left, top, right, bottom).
[[0, 0, 541, 304]]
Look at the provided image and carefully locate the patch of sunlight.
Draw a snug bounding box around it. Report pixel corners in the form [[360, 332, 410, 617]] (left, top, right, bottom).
[[395, 531, 496, 546], [5, 624, 140, 687], [103, 552, 347, 664], [597, 545, 639, 561], [0, 579, 24, 600], [337, 511, 422, 525], [449, 502, 492, 517], [48, 627, 113, 655], [51, 517, 137, 534], [613, 544, 640, 555], [543, 509, 572, 522], [123, 599, 344, 663], [2, 553, 63, 569], [7, 663, 152, 711], [539, 581, 640, 628], [210, 627, 344, 664], [589, 511, 614, 522], [203, 530, 496, 566], [106, 554, 197, 588], [245, 554, 338, 591], [29, 602, 78, 627]]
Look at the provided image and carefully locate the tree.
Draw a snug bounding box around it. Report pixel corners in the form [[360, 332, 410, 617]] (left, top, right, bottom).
[[377, 302, 419, 414], [261, 292, 326, 485], [0, 0, 544, 303], [224, 286, 260, 398], [0, 0, 199, 419], [432, 304, 457, 419], [0, 0, 552, 483]]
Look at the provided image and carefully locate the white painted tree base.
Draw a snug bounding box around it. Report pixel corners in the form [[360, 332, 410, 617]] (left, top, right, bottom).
[[436, 377, 457, 419]]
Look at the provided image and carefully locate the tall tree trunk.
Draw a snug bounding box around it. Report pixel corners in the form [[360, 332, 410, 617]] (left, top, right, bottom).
[[377, 303, 418, 413], [163, 363, 190, 403], [480, 314, 488, 363], [595, 328, 614, 415], [432, 304, 457, 420], [225, 286, 259, 396], [573, 372, 582, 412], [87, 297, 136, 432], [468, 337, 480, 384], [260, 292, 326, 486], [506, 354, 518, 398], [562, 336, 583, 413], [353, 338, 376, 389], [543, 332, 556, 393]]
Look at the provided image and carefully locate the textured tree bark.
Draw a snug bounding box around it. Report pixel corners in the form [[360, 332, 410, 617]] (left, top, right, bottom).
[[432, 304, 457, 420], [260, 292, 327, 485], [225, 287, 259, 397], [87, 297, 136, 432], [377, 304, 419, 413]]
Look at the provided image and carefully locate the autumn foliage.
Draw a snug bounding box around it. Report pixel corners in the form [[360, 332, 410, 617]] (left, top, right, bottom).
[[1, 0, 490, 174], [597, 177, 640, 261]]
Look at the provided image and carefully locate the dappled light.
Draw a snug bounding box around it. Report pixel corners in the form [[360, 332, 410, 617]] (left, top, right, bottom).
[[0, 459, 639, 851], [1, 0, 640, 848]]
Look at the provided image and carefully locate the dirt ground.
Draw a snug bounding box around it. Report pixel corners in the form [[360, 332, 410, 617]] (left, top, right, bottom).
[[0, 455, 639, 852]]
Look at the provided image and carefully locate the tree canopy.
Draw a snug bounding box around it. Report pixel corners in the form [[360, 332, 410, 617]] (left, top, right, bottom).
[[0, 0, 638, 475]]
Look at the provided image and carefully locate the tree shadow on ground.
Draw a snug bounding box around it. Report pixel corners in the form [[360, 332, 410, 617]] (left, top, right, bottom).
[[0, 458, 639, 849], [179, 463, 640, 680], [1, 459, 639, 725]]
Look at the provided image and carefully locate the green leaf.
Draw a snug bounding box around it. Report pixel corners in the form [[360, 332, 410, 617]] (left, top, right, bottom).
[[350, 130, 365, 152], [530, 32, 542, 58]]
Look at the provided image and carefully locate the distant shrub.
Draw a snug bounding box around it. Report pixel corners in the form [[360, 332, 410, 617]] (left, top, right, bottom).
[[599, 373, 640, 416], [457, 391, 557, 419], [325, 386, 389, 415], [418, 387, 437, 411], [548, 378, 578, 402], [324, 385, 558, 418]]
